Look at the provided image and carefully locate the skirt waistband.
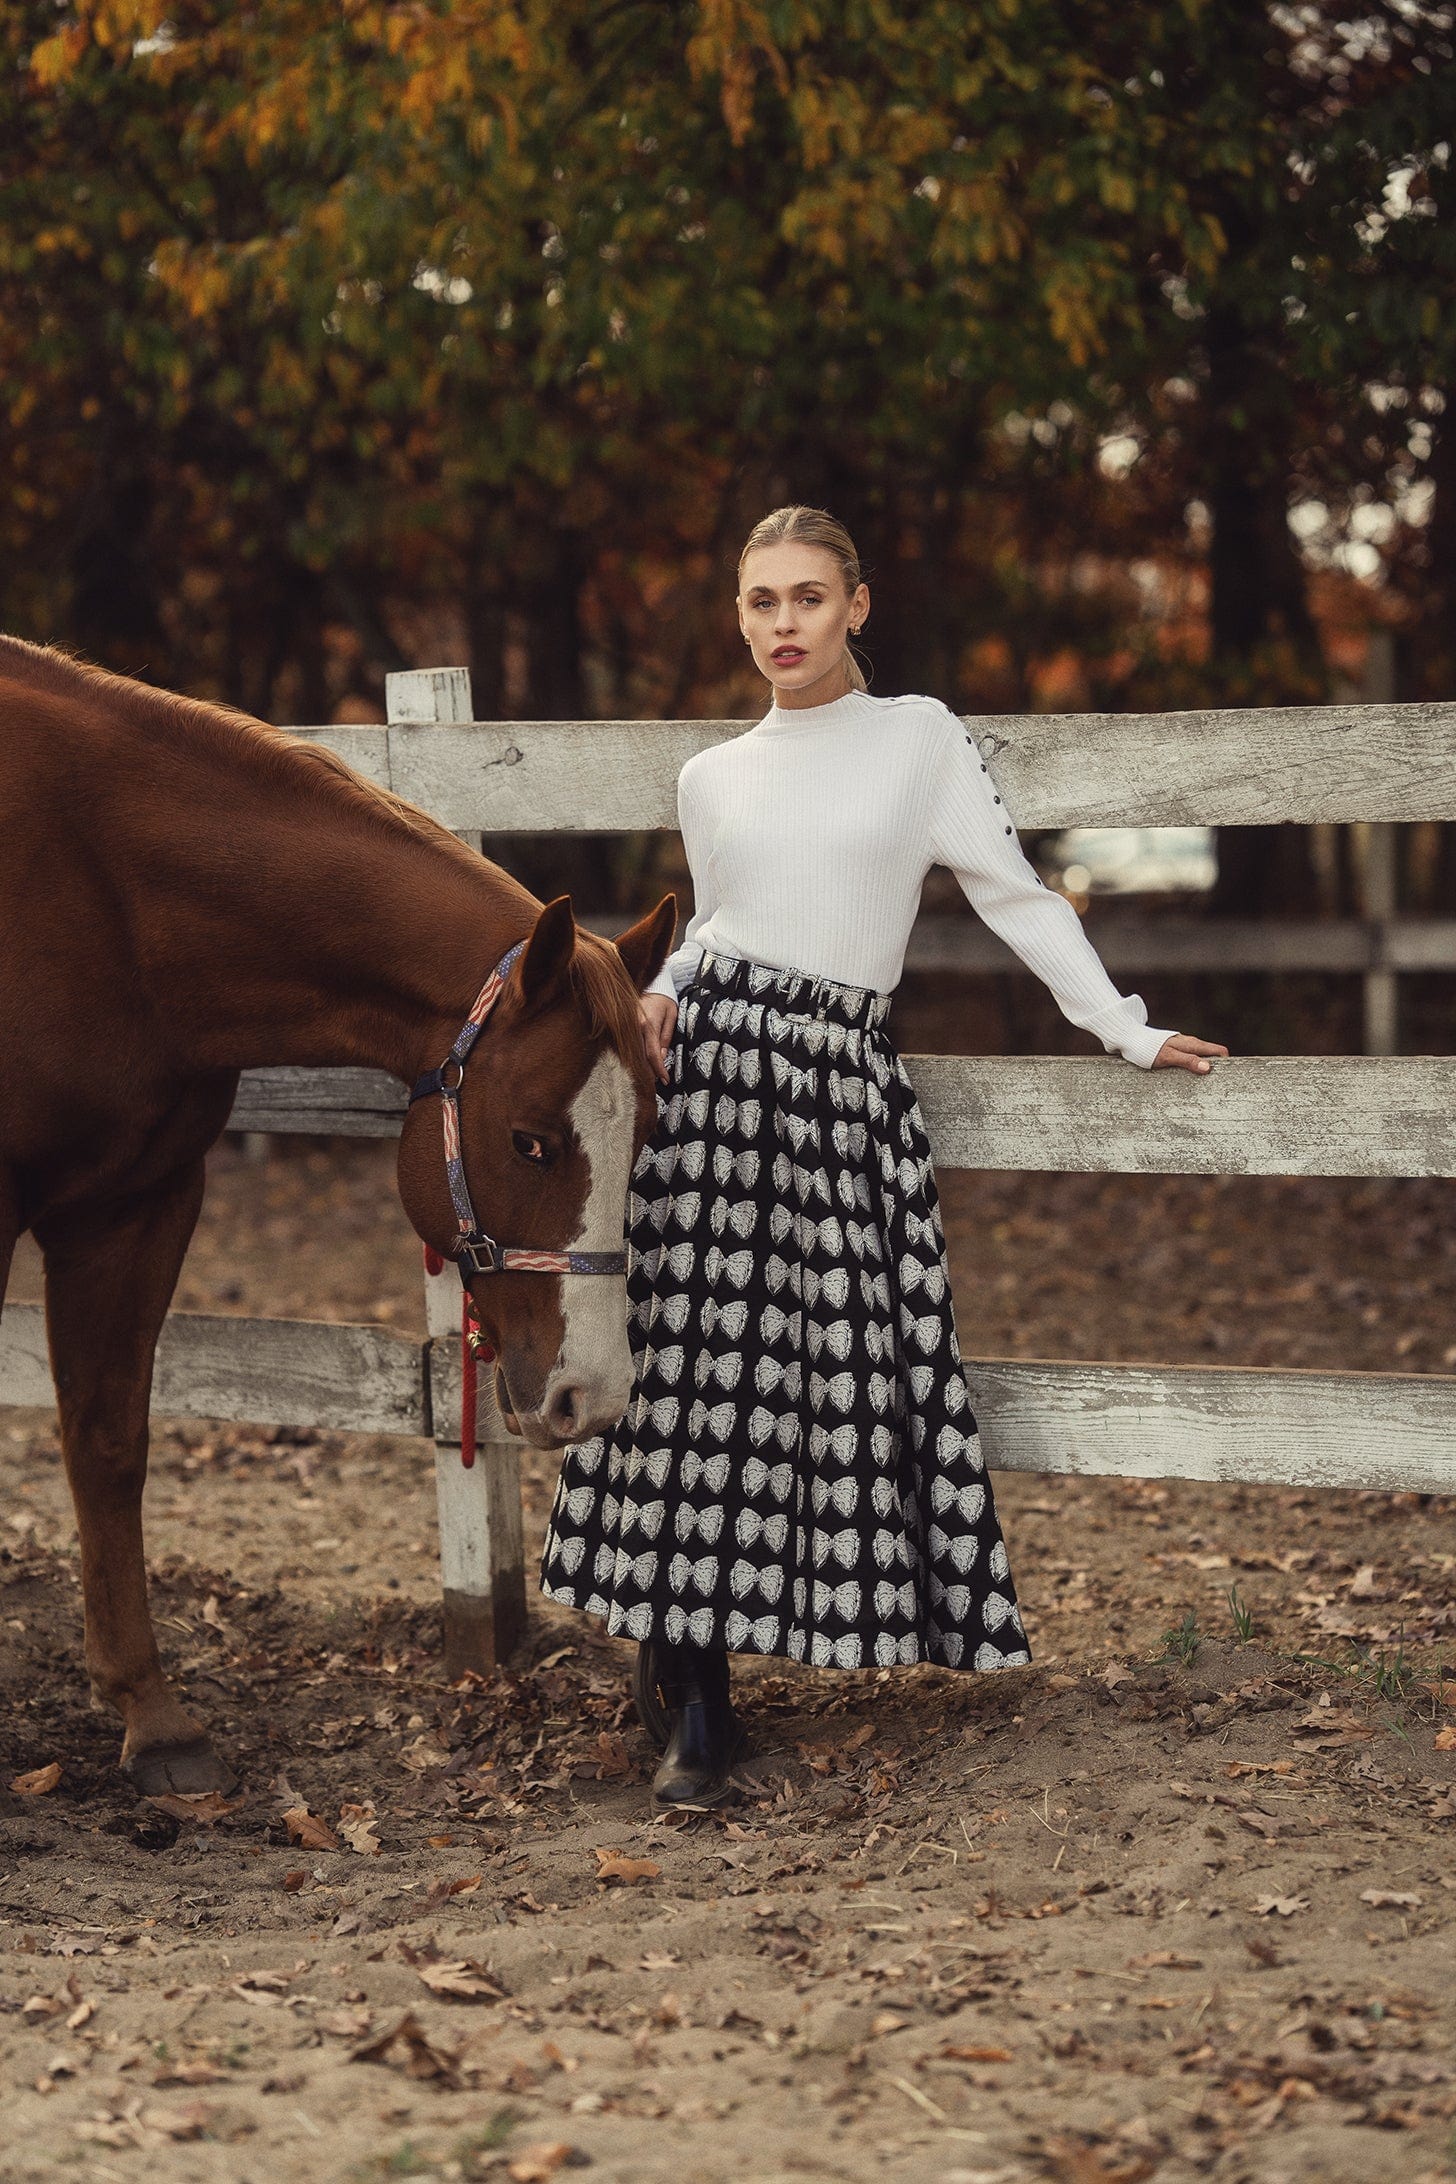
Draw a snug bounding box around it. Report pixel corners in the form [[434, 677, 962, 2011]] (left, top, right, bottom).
[[693, 950, 891, 1033]]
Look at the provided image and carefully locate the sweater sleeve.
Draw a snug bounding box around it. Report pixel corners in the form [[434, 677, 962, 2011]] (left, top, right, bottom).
[[927, 719, 1176, 1070], [644, 761, 718, 1002]]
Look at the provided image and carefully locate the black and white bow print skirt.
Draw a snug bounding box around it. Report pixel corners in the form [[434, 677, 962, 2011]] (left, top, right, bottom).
[[540, 951, 1030, 1674]]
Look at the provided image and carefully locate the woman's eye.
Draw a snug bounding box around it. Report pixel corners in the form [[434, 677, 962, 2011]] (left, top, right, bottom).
[[511, 1130, 550, 1165]]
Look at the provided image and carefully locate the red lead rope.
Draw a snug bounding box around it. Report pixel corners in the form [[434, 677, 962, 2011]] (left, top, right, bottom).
[[423, 1245, 494, 1469]]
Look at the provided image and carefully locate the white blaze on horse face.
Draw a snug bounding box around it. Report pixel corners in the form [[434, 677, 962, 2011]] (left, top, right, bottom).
[[541, 1046, 636, 1438]]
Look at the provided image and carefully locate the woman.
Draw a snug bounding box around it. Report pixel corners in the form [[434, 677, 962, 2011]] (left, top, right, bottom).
[[542, 505, 1228, 1808]]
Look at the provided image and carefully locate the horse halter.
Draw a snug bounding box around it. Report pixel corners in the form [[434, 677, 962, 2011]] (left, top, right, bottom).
[[409, 938, 630, 1286]]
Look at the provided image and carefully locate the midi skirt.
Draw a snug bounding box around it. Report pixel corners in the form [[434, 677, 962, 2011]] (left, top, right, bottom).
[[540, 951, 1031, 1673]]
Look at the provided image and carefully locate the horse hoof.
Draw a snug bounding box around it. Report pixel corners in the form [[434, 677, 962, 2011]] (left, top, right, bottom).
[[122, 1737, 239, 1800]]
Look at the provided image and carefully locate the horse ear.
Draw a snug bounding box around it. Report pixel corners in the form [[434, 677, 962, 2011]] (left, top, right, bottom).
[[615, 894, 677, 992], [516, 894, 577, 1014]]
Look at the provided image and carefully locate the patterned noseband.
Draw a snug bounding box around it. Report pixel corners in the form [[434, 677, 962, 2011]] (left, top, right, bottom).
[[409, 939, 630, 1284]]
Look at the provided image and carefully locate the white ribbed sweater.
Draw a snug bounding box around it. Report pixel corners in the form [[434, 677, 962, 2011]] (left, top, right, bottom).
[[645, 689, 1175, 1070]]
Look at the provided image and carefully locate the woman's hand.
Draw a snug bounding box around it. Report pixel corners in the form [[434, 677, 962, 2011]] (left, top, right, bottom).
[[1152, 1032, 1230, 1074], [640, 993, 678, 1084]]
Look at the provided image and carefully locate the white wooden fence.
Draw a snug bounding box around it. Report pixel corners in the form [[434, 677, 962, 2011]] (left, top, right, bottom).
[[2, 669, 1453, 1675]]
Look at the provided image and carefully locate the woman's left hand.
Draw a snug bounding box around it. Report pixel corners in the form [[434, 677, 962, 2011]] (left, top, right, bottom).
[[1152, 1032, 1230, 1074]]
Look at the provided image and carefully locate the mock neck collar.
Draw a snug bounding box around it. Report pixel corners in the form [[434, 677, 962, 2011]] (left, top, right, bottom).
[[754, 688, 870, 738]]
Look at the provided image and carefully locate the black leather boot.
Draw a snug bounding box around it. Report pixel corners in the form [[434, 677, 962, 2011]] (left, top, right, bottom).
[[649, 1640, 741, 1809]]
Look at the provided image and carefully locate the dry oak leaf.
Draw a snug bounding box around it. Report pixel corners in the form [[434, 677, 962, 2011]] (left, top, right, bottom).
[[138, 2102, 215, 2142], [508, 2147, 585, 2183], [399, 1734, 451, 1773], [593, 1846, 660, 1886], [1251, 1894, 1309, 1917], [9, 1762, 61, 1796], [1045, 2137, 1156, 2184], [152, 2060, 225, 2087], [338, 1803, 381, 1856], [320, 2005, 373, 2039], [1434, 1726, 1456, 1751], [351, 2010, 461, 2088], [282, 1805, 339, 1852], [146, 1790, 235, 1826], [414, 1957, 506, 2003], [1360, 1888, 1422, 1909]]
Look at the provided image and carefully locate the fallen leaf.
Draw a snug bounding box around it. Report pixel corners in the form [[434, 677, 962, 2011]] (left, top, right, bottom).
[[508, 2146, 582, 2184], [414, 1958, 506, 2003], [1349, 1564, 1378, 1597], [146, 1791, 235, 1827], [320, 2006, 373, 2038], [1045, 2137, 1155, 2184], [940, 2042, 1013, 2062], [139, 2102, 214, 2141], [1127, 1951, 1202, 1970], [281, 1871, 309, 1893], [1291, 1705, 1377, 1748], [338, 1803, 380, 1856], [65, 1997, 96, 2031], [399, 1734, 451, 1773], [10, 1762, 61, 1797], [1360, 1888, 1421, 1909], [152, 2060, 225, 2087], [1434, 1726, 1456, 1751], [1236, 1809, 1284, 1841], [593, 1846, 660, 1886], [282, 1806, 339, 1853], [1251, 1894, 1309, 1917], [352, 2011, 461, 2088], [871, 2010, 908, 2038], [1099, 1662, 1135, 1692], [22, 1994, 63, 2020]]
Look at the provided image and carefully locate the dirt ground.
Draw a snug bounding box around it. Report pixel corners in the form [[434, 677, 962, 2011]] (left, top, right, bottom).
[[3, 986, 1454, 2184]]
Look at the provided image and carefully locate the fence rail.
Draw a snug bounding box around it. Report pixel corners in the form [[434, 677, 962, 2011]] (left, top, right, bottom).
[[4, 666, 1453, 1676]]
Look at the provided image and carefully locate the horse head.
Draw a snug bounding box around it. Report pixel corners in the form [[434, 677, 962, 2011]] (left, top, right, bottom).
[[398, 892, 676, 1447]]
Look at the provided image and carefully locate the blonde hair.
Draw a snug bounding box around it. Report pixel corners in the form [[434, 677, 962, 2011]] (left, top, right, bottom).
[[737, 505, 868, 693]]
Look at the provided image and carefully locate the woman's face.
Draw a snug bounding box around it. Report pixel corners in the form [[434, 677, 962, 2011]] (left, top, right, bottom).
[[738, 543, 870, 707]]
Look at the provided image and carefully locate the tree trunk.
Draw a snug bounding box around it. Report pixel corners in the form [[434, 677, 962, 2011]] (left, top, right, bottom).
[[1409, 395, 1456, 908], [69, 468, 164, 679], [1203, 304, 1327, 916]]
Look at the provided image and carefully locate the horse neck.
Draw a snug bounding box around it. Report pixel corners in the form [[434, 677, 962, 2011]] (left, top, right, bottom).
[[132, 762, 536, 1082]]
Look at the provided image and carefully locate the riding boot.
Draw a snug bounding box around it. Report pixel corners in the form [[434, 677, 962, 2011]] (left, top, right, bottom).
[[651, 1640, 740, 1809]]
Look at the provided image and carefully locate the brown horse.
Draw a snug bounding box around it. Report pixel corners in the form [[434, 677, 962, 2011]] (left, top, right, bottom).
[[0, 637, 674, 1795]]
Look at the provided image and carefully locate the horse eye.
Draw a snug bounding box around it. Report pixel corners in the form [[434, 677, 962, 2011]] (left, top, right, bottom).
[[511, 1130, 549, 1166]]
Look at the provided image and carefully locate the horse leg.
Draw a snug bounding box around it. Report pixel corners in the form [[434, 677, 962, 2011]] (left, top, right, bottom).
[[38, 1160, 237, 1795]]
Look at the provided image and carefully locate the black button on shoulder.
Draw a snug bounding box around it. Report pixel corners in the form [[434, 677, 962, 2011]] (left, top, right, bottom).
[[1004, 824, 1013, 835]]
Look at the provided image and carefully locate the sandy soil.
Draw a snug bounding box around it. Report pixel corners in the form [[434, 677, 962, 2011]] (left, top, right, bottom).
[[3, 996, 1455, 2183]]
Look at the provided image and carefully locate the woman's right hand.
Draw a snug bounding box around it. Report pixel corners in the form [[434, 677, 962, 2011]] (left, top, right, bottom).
[[640, 993, 678, 1084]]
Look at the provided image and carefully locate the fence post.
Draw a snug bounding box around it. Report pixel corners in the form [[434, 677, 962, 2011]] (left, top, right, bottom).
[[424, 1257, 528, 1676], [387, 667, 529, 1676]]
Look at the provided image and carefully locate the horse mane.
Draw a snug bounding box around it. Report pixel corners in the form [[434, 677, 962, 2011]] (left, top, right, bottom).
[[3, 636, 654, 1075], [0, 634, 481, 870], [572, 930, 654, 1088]]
